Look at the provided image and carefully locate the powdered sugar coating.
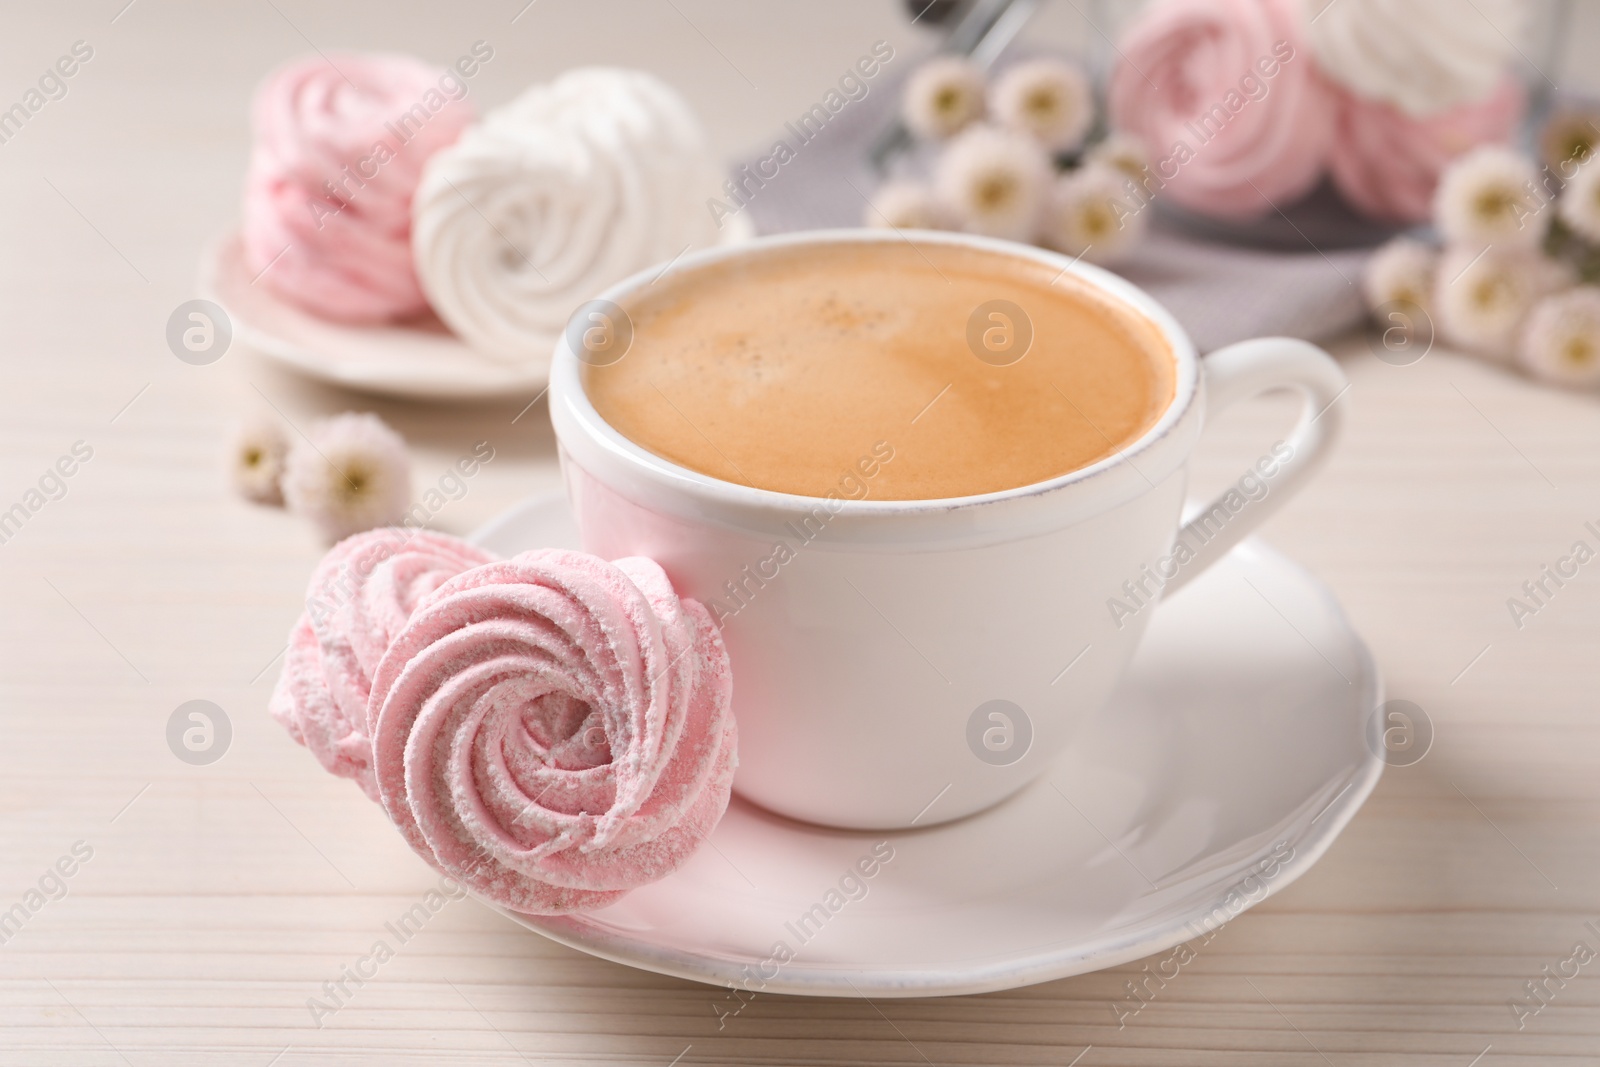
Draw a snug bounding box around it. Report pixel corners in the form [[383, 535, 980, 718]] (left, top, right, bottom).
[[269, 528, 495, 798], [367, 550, 736, 915]]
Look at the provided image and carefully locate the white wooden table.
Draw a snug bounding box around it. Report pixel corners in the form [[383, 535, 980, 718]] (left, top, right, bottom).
[[1, 2, 1598, 1063]]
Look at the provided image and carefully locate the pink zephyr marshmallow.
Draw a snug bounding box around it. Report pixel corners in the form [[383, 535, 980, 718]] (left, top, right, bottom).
[[241, 52, 473, 323], [367, 550, 737, 916], [1328, 77, 1526, 224], [269, 528, 495, 799], [1108, 0, 1336, 220]]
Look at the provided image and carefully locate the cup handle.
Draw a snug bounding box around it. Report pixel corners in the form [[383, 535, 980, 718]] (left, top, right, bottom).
[[1162, 337, 1348, 596]]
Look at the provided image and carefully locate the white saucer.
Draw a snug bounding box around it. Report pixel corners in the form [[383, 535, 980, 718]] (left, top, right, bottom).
[[470, 494, 1383, 998], [201, 215, 755, 401]]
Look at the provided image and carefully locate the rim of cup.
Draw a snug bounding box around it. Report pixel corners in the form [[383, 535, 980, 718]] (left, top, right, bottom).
[[549, 228, 1201, 516]]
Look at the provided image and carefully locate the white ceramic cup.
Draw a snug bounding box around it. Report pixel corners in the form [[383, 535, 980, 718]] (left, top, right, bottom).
[[549, 229, 1346, 831]]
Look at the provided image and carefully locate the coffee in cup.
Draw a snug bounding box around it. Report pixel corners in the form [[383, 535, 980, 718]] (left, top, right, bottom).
[[583, 241, 1177, 500]]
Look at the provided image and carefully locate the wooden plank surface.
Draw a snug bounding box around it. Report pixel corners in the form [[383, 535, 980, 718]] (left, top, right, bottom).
[[1, 2, 1598, 1064]]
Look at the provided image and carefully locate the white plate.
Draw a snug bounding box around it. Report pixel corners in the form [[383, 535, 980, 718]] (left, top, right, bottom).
[[470, 494, 1384, 998], [201, 215, 755, 401], [201, 232, 545, 400]]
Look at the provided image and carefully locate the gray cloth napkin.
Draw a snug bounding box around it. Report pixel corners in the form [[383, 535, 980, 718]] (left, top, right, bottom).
[[732, 58, 1375, 354]]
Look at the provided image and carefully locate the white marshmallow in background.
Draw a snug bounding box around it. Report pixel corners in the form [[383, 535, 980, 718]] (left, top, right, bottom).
[[412, 68, 721, 359], [1304, 0, 1525, 116]]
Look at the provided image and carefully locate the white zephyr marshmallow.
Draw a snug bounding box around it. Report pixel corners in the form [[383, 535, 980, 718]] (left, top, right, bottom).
[[412, 68, 721, 358]]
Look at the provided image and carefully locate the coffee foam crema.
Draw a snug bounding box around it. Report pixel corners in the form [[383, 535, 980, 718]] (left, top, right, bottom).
[[583, 241, 1177, 501]]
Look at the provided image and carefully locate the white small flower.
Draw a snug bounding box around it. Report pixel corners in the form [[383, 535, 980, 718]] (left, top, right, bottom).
[[1087, 132, 1151, 186], [226, 417, 289, 506], [1540, 109, 1600, 173], [1434, 245, 1566, 362], [989, 58, 1094, 153], [1434, 147, 1548, 250], [1040, 164, 1147, 263], [902, 56, 986, 140], [283, 412, 412, 542], [1559, 159, 1600, 243], [934, 124, 1052, 241], [1519, 287, 1600, 387], [864, 180, 957, 231], [1362, 237, 1439, 316]]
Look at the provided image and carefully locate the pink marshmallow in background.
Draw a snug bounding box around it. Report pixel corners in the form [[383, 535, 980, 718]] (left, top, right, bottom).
[[1108, 0, 1336, 221], [364, 550, 737, 916], [241, 52, 474, 323], [269, 528, 495, 799], [1328, 77, 1527, 224]]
